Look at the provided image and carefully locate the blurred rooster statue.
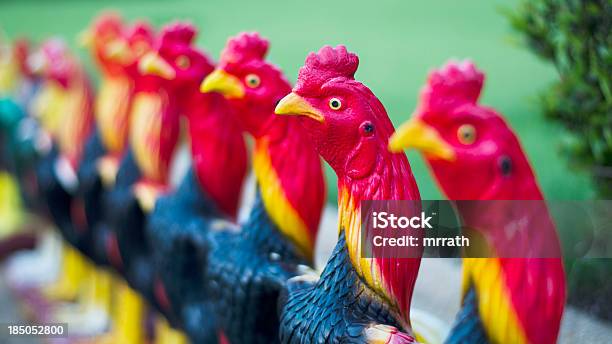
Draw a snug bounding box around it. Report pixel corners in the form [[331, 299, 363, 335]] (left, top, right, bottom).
[[76, 13, 157, 340], [274, 45, 422, 343], [2, 37, 66, 296], [78, 13, 155, 265], [389, 61, 566, 344], [102, 21, 223, 344], [145, 28, 248, 336], [1, 38, 45, 212], [0, 35, 31, 255], [31, 39, 95, 306]]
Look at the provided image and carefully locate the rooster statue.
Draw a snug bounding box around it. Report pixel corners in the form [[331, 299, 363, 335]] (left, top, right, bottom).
[[2, 38, 69, 294], [147, 32, 328, 343], [0, 36, 29, 249], [102, 22, 220, 344], [1, 38, 45, 212], [145, 31, 248, 330], [72, 14, 157, 340], [31, 39, 95, 302], [77, 13, 156, 265], [200, 32, 326, 262], [105, 21, 191, 282], [34, 39, 94, 248], [274, 45, 421, 343], [76, 12, 122, 261], [389, 61, 566, 344]]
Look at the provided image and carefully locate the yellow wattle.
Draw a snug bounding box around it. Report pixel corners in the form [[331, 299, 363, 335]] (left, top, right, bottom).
[[253, 138, 313, 260], [95, 76, 132, 154], [463, 258, 528, 344]]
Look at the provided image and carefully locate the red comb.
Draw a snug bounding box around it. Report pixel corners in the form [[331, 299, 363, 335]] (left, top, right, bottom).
[[160, 22, 197, 46], [41, 38, 68, 59], [420, 60, 485, 112], [91, 11, 123, 35], [13, 38, 31, 75], [13, 38, 29, 59], [295, 45, 359, 94], [127, 21, 154, 41], [221, 32, 269, 64]]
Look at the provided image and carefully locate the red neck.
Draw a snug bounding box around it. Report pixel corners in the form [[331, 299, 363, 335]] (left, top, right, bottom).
[[186, 92, 247, 219], [252, 114, 326, 260], [338, 151, 420, 328]]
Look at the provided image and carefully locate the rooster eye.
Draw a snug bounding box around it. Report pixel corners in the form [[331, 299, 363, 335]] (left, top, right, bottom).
[[360, 121, 375, 136], [245, 74, 260, 88], [498, 155, 512, 176], [329, 98, 342, 110], [457, 124, 476, 144], [133, 41, 148, 57], [175, 55, 190, 70]]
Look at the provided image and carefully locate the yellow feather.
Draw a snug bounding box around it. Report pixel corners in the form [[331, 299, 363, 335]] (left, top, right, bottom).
[[253, 139, 313, 260], [464, 258, 528, 344], [0, 172, 24, 237], [129, 93, 163, 181], [0, 49, 20, 95], [57, 80, 89, 165], [95, 76, 132, 153], [33, 82, 66, 138], [338, 188, 394, 307]]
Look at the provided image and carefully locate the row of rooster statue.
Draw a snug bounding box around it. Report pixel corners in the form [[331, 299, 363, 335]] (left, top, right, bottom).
[[0, 11, 567, 344]]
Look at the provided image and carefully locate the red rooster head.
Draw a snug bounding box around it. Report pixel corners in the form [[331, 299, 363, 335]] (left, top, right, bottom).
[[200, 32, 291, 137], [31, 38, 79, 88], [276, 45, 398, 180], [80, 11, 125, 75], [389, 60, 540, 200], [12, 38, 35, 78], [101, 21, 156, 79], [32, 39, 93, 169], [275, 45, 421, 328], [138, 22, 214, 96]]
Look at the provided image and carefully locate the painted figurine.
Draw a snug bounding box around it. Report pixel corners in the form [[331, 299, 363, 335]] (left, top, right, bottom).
[[78, 13, 155, 266], [275, 45, 421, 343], [149, 32, 327, 343], [389, 60, 566, 344], [145, 30, 248, 331]]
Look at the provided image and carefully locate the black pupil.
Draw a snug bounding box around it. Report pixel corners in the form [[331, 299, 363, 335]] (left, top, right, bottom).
[[499, 155, 512, 176], [249, 77, 257, 84], [363, 123, 373, 133], [331, 100, 339, 108], [463, 131, 472, 139]]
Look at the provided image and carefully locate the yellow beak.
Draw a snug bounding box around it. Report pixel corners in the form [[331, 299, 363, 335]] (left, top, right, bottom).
[[104, 39, 131, 64], [200, 69, 245, 99], [388, 118, 455, 161], [274, 92, 324, 123], [138, 52, 175, 80], [77, 29, 94, 48]]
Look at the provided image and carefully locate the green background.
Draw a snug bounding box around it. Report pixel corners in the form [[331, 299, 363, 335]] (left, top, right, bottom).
[[0, 0, 596, 202]]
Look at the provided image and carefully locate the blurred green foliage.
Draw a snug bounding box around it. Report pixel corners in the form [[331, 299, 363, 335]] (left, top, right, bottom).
[[509, 0, 612, 320], [509, 0, 612, 198]]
